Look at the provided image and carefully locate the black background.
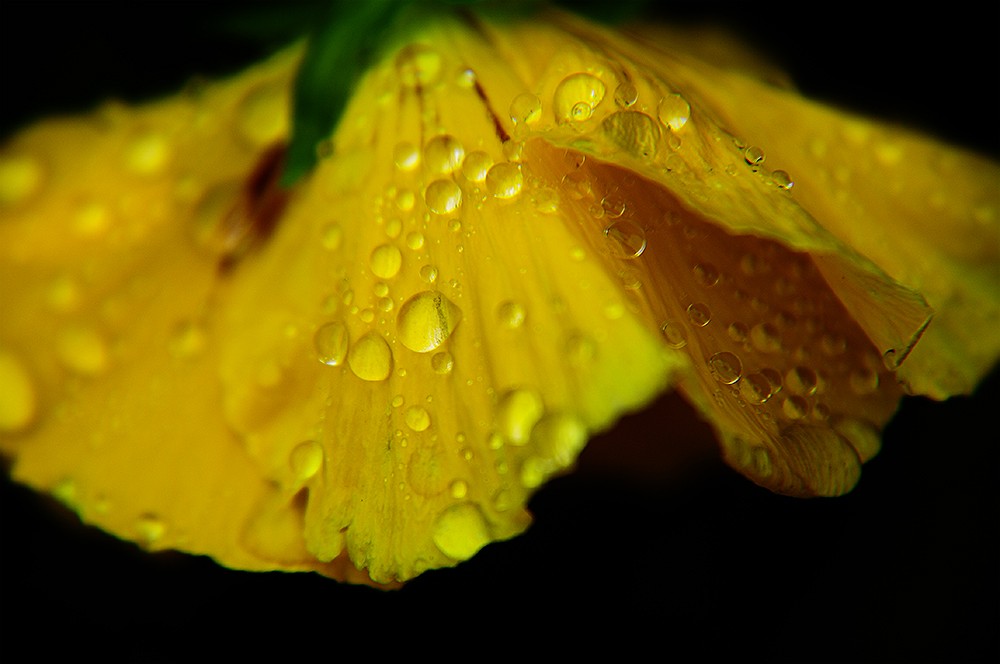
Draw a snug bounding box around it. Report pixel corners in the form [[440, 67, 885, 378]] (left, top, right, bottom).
[[1, 2, 997, 660]]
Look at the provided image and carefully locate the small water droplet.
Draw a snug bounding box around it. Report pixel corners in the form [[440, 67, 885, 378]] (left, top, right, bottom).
[[785, 366, 818, 395], [782, 395, 809, 419], [425, 179, 462, 215], [604, 220, 647, 258], [424, 135, 465, 174], [57, 326, 108, 375], [709, 351, 743, 384], [727, 322, 749, 344], [566, 334, 596, 366], [397, 290, 462, 352], [686, 303, 712, 327], [384, 217, 402, 239], [431, 351, 454, 374], [693, 263, 720, 287], [740, 372, 774, 404], [509, 92, 542, 125], [405, 231, 425, 251], [405, 405, 431, 432], [136, 513, 166, 545], [396, 44, 442, 88], [314, 321, 350, 366], [498, 389, 544, 445], [744, 146, 765, 166], [419, 264, 439, 283], [750, 322, 782, 353], [0, 155, 44, 205], [289, 440, 324, 481], [432, 503, 490, 561], [553, 73, 606, 123], [614, 82, 638, 108], [347, 332, 393, 382], [497, 301, 526, 329], [771, 169, 794, 189], [601, 193, 626, 218], [0, 351, 37, 431], [370, 244, 402, 279], [449, 479, 469, 499], [657, 93, 690, 131], [393, 141, 420, 171], [125, 133, 171, 175], [485, 162, 523, 199], [660, 321, 688, 348], [321, 223, 343, 251]]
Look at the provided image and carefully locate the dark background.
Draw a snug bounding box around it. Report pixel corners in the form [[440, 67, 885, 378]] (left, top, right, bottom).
[[1, 2, 997, 660]]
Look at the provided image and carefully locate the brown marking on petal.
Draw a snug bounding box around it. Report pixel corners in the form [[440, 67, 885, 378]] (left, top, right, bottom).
[[472, 79, 510, 144]]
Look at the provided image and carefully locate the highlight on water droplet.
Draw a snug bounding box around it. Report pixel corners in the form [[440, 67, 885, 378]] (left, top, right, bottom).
[[604, 220, 647, 259], [485, 162, 523, 199], [314, 321, 350, 366], [553, 73, 606, 123], [497, 301, 526, 329], [393, 141, 420, 171], [432, 503, 490, 561], [425, 179, 462, 215], [370, 244, 402, 279], [289, 440, 324, 481], [347, 332, 393, 382], [0, 351, 37, 431], [709, 351, 743, 384], [397, 290, 462, 352], [657, 93, 690, 131]]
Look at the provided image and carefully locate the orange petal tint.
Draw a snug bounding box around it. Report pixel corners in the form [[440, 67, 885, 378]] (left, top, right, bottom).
[[1, 8, 997, 585]]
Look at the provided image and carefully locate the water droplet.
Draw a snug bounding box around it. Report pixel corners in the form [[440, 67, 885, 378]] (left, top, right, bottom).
[[425, 179, 462, 215], [347, 332, 393, 381], [419, 264, 439, 283], [509, 92, 542, 125], [533, 187, 560, 214], [369, 244, 402, 279], [614, 82, 638, 108], [660, 321, 688, 349], [449, 479, 469, 499], [820, 334, 847, 356], [424, 135, 465, 174], [321, 223, 343, 251], [601, 194, 626, 218], [395, 189, 415, 212], [431, 351, 454, 374], [485, 162, 523, 199], [740, 372, 774, 404], [566, 334, 596, 365], [771, 169, 794, 189], [0, 351, 37, 431], [604, 220, 646, 258], [498, 389, 544, 445], [393, 141, 420, 171], [396, 44, 442, 88], [657, 93, 690, 131], [709, 351, 743, 384], [601, 111, 660, 158], [405, 406, 431, 432], [125, 133, 171, 175], [553, 73, 606, 123], [169, 320, 207, 359], [404, 231, 425, 251], [314, 321, 350, 366], [850, 368, 880, 395], [0, 155, 44, 205], [693, 263, 720, 287], [461, 151, 493, 182], [785, 366, 818, 395], [497, 301, 526, 329], [782, 396, 809, 419], [237, 82, 287, 147], [396, 290, 462, 352], [432, 503, 490, 561], [744, 146, 765, 166], [455, 67, 477, 88], [391, 395, 405, 408], [686, 303, 712, 327], [384, 217, 402, 239], [289, 440, 324, 480], [727, 322, 749, 344], [57, 326, 108, 375], [750, 322, 782, 353], [136, 513, 166, 545], [502, 140, 525, 162]]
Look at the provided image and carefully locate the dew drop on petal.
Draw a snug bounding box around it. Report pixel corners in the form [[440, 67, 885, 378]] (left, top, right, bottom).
[[744, 146, 765, 166], [425, 179, 462, 215], [370, 244, 402, 279], [449, 479, 469, 500], [485, 163, 523, 199], [509, 92, 542, 125], [431, 351, 454, 374], [424, 135, 465, 175], [750, 322, 782, 353], [124, 133, 171, 175], [498, 389, 544, 446], [740, 372, 774, 404], [709, 351, 743, 385], [236, 82, 288, 147], [314, 321, 350, 366], [393, 141, 420, 171], [660, 320, 688, 349], [727, 322, 749, 344], [782, 395, 809, 419], [0, 351, 37, 431], [614, 82, 638, 108], [419, 264, 439, 284], [771, 169, 794, 189], [432, 503, 490, 561], [785, 366, 818, 396], [57, 326, 108, 375], [347, 332, 393, 382], [686, 303, 712, 327], [657, 93, 690, 131], [497, 301, 526, 329], [553, 73, 606, 123], [604, 220, 647, 258], [850, 368, 880, 395], [405, 405, 431, 432], [0, 155, 44, 205], [289, 440, 324, 481], [461, 151, 493, 182], [693, 262, 720, 287], [135, 513, 166, 545], [397, 291, 462, 353]]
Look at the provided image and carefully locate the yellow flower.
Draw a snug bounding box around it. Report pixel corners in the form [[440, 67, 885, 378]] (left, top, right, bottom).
[[0, 7, 997, 587]]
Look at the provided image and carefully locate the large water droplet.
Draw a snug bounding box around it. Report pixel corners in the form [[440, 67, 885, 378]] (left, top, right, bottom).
[[347, 332, 393, 381], [396, 290, 462, 352], [771, 169, 794, 189], [709, 351, 743, 384], [657, 93, 690, 131], [485, 162, 524, 200], [461, 151, 493, 182], [289, 440, 324, 481], [604, 220, 646, 258], [509, 92, 542, 125], [370, 244, 402, 279], [432, 503, 490, 561], [405, 405, 431, 432], [497, 389, 544, 446], [314, 321, 350, 366], [782, 395, 809, 419], [0, 351, 37, 431], [425, 179, 462, 215], [424, 135, 465, 175], [553, 73, 606, 123]]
